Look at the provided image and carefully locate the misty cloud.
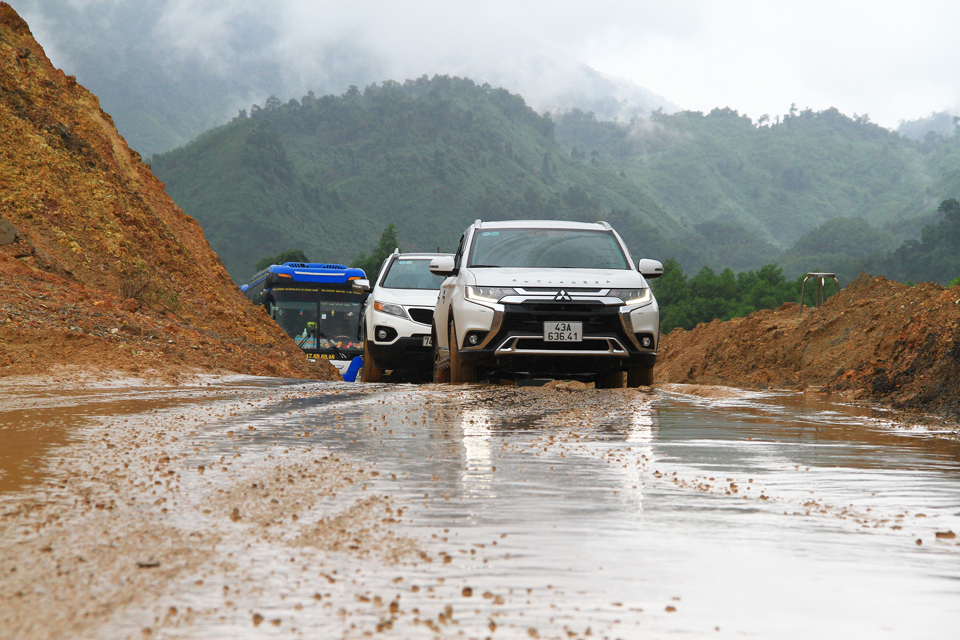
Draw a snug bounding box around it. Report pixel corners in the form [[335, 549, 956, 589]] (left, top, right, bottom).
[[13, 0, 960, 154]]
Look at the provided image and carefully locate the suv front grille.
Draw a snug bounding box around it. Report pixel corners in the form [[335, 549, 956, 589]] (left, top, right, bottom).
[[519, 287, 604, 294], [407, 307, 434, 325], [501, 302, 622, 335], [514, 338, 608, 351], [521, 300, 603, 309]]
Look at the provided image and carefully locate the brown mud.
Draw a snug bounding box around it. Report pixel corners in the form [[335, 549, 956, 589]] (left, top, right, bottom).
[[657, 274, 960, 424], [0, 379, 420, 640]]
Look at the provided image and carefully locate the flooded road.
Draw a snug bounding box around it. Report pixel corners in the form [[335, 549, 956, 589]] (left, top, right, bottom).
[[1, 377, 959, 639]]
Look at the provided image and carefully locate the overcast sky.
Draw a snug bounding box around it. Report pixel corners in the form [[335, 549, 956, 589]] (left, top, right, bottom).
[[21, 0, 960, 128]]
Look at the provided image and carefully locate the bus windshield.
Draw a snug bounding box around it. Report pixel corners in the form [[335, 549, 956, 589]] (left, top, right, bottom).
[[380, 258, 448, 290], [469, 228, 629, 270], [269, 287, 363, 352]]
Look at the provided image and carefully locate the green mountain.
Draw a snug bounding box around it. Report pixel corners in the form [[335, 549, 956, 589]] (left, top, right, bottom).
[[554, 106, 960, 282], [151, 76, 674, 281], [560, 110, 945, 235]]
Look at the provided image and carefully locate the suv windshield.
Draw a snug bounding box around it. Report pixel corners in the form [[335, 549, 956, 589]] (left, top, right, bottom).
[[381, 258, 448, 290], [469, 228, 629, 269]]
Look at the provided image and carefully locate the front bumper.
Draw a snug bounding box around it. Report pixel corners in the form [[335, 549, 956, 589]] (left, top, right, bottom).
[[367, 335, 433, 371], [454, 300, 657, 377], [366, 305, 435, 372]]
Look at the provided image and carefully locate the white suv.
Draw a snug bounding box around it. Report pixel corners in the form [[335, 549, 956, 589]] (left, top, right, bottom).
[[429, 220, 663, 387], [360, 251, 452, 382]]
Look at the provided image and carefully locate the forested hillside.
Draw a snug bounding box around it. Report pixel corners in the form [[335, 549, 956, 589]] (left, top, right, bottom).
[[154, 77, 960, 285], [554, 106, 960, 276], [151, 76, 673, 281]]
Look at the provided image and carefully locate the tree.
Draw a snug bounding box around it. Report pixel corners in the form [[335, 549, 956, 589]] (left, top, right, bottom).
[[939, 197, 960, 221], [651, 259, 803, 333], [351, 224, 400, 281], [253, 249, 310, 273]]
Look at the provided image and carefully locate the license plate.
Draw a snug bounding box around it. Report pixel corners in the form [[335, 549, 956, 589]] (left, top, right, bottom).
[[422, 336, 433, 347], [544, 322, 582, 342]]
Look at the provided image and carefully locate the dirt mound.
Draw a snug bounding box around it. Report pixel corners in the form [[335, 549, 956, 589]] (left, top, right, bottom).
[[0, 5, 337, 381], [656, 273, 960, 420]]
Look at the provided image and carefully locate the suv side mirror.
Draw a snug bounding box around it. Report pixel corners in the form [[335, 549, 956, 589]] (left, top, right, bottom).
[[638, 259, 664, 279], [429, 255, 457, 277]]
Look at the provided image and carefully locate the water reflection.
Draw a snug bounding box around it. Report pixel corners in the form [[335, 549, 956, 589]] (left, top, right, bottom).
[[459, 405, 496, 501]]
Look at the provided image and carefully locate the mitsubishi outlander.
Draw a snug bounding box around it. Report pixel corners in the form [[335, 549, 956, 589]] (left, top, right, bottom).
[[429, 220, 663, 387]]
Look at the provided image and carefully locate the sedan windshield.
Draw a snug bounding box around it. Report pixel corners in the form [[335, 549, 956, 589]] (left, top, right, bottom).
[[380, 258, 448, 290], [469, 228, 629, 269]]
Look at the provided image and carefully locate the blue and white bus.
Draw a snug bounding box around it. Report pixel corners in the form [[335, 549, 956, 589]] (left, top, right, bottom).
[[241, 262, 369, 380]]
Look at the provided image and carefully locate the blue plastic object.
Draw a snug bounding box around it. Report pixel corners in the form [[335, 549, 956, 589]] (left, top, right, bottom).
[[342, 356, 363, 382]]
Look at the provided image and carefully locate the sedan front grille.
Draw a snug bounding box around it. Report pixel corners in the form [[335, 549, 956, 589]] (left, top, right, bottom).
[[407, 307, 435, 325]]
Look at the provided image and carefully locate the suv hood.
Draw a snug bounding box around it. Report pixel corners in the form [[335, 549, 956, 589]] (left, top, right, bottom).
[[466, 268, 648, 289], [372, 287, 441, 306]]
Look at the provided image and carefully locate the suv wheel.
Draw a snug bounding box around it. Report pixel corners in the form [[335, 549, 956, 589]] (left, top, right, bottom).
[[449, 321, 477, 383], [433, 325, 450, 383], [361, 338, 382, 383], [627, 366, 654, 387], [596, 371, 627, 389]]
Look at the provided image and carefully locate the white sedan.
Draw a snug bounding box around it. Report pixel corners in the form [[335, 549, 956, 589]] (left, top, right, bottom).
[[360, 251, 452, 382]]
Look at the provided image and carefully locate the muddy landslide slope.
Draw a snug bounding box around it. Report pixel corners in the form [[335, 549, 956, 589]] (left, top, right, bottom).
[[0, 5, 338, 381], [657, 274, 960, 420]]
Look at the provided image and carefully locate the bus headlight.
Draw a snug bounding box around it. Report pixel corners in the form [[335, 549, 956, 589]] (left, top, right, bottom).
[[374, 301, 407, 319]]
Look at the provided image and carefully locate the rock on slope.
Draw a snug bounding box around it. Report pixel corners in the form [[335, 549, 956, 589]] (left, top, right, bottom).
[[0, 4, 338, 381], [657, 274, 960, 420]]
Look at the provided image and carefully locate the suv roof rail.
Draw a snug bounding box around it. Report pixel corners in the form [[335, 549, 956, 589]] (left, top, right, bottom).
[[474, 219, 482, 229], [596, 220, 613, 230]]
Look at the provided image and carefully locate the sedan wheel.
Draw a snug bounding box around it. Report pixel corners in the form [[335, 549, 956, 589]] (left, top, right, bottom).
[[433, 325, 450, 383], [361, 338, 382, 383]]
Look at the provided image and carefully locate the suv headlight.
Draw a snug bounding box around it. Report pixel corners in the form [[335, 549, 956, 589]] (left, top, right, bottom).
[[373, 300, 408, 319], [465, 286, 517, 304], [610, 288, 652, 305]]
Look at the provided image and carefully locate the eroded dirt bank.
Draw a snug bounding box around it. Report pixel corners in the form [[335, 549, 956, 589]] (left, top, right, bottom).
[[656, 274, 960, 421], [0, 4, 336, 381]]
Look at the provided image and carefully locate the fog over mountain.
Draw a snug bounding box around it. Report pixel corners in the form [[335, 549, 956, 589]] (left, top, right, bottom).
[[14, 1, 960, 156], [14, 0, 675, 156]]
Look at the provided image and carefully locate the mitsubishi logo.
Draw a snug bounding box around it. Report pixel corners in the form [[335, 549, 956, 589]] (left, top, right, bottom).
[[554, 290, 573, 302]]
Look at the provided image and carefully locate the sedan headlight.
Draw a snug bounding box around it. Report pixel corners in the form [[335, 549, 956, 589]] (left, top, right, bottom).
[[465, 286, 517, 304], [373, 300, 408, 319], [610, 288, 652, 305]]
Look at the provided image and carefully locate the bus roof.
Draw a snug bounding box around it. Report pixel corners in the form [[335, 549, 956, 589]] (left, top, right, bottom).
[[245, 262, 367, 287]]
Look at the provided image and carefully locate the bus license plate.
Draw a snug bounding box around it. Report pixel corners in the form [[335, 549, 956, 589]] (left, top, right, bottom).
[[422, 336, 432, 347], [544, 322, 582, 342]]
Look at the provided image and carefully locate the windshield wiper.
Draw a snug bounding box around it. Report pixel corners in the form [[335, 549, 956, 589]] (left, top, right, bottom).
[[315, 330, 347, 361], [469, 264, 500, 268]]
